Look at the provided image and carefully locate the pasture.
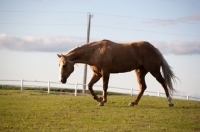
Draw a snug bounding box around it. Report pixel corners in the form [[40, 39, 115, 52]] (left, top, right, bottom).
[[0, 90, 200, 132]]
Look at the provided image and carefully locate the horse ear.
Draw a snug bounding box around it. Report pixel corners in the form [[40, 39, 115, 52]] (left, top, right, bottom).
[[57, 54, 62, 58], [57, 54, 66, 58]]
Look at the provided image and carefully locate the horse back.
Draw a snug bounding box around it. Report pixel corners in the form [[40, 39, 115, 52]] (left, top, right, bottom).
[[92, 40, 162, 73]]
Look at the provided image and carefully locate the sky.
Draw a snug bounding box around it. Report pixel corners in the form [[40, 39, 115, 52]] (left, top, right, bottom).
[[0, 0, 200, 98]]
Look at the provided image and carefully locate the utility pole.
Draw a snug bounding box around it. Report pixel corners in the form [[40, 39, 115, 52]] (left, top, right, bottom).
[[83, 13, 92, 94]]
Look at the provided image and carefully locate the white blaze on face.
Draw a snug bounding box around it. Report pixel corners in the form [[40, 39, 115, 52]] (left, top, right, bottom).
[[59, 65, 62, 82]]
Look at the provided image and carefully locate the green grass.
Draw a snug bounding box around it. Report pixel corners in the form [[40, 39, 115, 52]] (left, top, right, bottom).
[[0, 90, 200, 132], [0, 85, 121, 95]]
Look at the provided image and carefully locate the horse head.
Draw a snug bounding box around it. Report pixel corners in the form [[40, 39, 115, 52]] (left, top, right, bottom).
[[57, 54, 74, 84]]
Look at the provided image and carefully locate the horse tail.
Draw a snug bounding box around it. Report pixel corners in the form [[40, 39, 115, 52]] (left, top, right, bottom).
[[158, 50, 178, 95]]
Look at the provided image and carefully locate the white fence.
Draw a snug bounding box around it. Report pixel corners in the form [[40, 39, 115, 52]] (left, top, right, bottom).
[[0, 79, 200, 101]]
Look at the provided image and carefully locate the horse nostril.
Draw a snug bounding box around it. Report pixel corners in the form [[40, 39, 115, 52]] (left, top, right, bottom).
[[60, 77, 66, 83]]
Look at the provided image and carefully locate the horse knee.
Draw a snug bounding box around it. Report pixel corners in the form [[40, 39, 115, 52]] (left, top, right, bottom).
[[88, 83, 93, 91], [139, 84, 147, 91], [143, 85, 147, 90], [156, 77, 165, 84]]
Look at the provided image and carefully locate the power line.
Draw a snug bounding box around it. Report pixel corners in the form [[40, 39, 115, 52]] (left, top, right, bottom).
[[0, 10, 87, 14], [0, 22, 86, 26], [1, 10, 199, 25], [0, 11, 199, 37], [93, 13, 200, 25], [0, 22, 199, 37], [92, 25, 200, 37]]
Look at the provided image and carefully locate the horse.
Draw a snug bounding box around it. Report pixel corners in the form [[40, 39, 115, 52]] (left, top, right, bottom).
[[57, 39, 178, 107]]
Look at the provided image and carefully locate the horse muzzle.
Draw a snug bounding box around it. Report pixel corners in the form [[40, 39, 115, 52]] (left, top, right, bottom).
[[60, 77, 67, 84]]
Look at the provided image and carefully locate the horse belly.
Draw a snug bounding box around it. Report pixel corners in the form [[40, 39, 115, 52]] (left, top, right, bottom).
[[110, 62, 139, 73], [109, 52, 141, 73]]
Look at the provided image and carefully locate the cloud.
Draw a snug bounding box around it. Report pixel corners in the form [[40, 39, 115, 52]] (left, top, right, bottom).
[[152, 40, 200, 55], [1, 34, 200, 55], [178, 14, 200, 22], [31, 0, 42, 2], [144, 19, 175, 26], [143, 14, 200, 26], [150, 40, 170, 54], [0, 34, 86, 53], [170, 40, 200, 55]]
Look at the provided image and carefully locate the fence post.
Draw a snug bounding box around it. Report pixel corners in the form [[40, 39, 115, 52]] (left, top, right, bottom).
[[158, 91, 160, 97], [47, 81, 50, 93], [130, 88, 133, 96], [74, 83, 78, 96], [21, 79, 23, 91], [187, 95, 189, 100]]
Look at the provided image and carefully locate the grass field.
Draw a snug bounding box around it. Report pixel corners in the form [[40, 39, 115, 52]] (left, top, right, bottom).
[[0, 90, 200, 132]]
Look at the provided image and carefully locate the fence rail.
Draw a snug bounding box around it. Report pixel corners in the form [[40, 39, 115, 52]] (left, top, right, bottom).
[[0, 79, 199, 101]]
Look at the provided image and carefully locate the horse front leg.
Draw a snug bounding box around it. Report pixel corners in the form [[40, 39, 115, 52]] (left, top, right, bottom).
[[88, 73, 102, 103], [98, 72, 110, 106]]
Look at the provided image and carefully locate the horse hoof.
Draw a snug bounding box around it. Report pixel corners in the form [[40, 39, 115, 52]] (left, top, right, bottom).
[[98, 97, 103, 102], [168, 103, 174, 107], [128, 102, 134, 106], [98, 103, 104, 106]]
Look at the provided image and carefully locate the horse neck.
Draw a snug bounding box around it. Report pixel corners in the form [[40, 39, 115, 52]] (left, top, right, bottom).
[[66, 46, 93, 65]]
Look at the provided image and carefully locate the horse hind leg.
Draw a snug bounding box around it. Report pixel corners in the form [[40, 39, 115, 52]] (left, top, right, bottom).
[[150, 71, 174, 107], [129, 66, 148, 106]]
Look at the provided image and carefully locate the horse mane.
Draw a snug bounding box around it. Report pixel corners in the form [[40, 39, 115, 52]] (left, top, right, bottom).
[[66, 44, 86, 55], [66, 41, 98, 55], [66, 46, 79, 55]]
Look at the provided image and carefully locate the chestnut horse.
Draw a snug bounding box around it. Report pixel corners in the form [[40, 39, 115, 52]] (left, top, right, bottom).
[[57, 40, 178, 107]]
